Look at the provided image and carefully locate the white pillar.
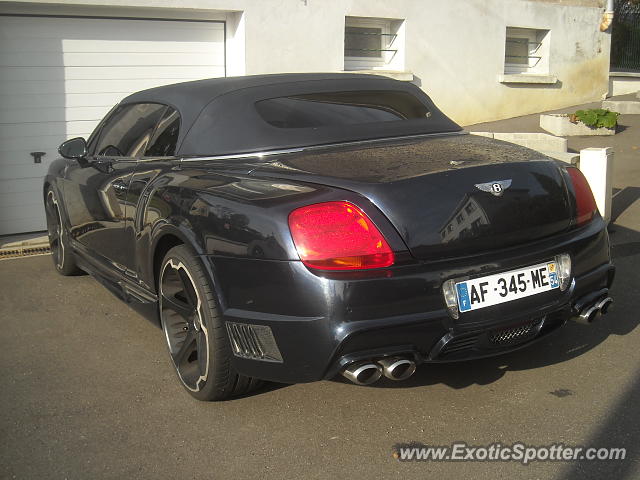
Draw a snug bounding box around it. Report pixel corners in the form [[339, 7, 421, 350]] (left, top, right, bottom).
[[579, 147, 614, 223]]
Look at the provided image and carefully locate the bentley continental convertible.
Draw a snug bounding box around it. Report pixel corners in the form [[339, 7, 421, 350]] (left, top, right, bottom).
[[44, 74, 614, 400]]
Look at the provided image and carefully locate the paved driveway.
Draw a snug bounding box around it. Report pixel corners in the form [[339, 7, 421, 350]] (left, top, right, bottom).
[[1, 212, 639, 480]]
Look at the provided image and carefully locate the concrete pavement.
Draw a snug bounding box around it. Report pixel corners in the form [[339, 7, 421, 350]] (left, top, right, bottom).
[[2, 223, 639, 479]]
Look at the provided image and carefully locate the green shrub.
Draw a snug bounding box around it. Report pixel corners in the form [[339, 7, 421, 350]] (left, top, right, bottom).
[[570, 109, 619, 129]]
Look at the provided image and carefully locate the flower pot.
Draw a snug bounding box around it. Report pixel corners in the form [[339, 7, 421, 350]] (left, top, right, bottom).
[[539, 114, 615, 136]]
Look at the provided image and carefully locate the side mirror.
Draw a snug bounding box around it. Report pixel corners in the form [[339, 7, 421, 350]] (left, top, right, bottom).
[[59, 137, 87, 160]]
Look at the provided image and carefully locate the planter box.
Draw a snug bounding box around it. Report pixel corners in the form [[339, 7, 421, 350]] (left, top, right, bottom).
[[540, 114, 615, 136]]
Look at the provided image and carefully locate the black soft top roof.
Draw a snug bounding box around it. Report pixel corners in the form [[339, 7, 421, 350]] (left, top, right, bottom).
[[122, 73, 461, 157]]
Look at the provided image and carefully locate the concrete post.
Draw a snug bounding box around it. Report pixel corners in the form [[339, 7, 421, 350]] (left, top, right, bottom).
[[579, 148, 614, 223]]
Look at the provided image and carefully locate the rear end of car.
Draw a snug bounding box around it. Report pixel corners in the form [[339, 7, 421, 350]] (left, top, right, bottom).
[[211, 147, 614, 387], [178, 75, 613, 389]]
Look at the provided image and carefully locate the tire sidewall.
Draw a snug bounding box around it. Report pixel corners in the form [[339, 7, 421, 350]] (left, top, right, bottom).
[[159, 245, 228, 401], [46, 188, 77, 276]]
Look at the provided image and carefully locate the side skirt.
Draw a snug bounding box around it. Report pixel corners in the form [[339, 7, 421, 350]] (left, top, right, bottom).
[[71, 240, 161, 327]]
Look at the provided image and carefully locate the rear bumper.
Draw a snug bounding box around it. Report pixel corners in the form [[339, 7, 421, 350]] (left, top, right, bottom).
[[205, 219, 614, 384]]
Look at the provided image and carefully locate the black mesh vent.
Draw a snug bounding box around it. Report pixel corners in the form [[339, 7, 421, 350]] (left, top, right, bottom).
[[489, 319, 541, 345], [226, 322, 283, 363]]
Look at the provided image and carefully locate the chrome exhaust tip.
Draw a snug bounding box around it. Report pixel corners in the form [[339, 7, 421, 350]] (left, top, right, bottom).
[[576, 305, 600, 324], [596, 297, 613, 315], [342, 361, 383, 386], [377, 357, 416, 381]]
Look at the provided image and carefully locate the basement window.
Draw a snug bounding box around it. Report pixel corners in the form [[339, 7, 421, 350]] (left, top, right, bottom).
[[344, 17, 405, 71], [500, 27, 556, 84]]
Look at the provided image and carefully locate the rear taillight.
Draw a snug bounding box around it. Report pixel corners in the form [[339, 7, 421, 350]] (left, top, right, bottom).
[[566, 167, 597, 226], [288, 201, 394, 270]]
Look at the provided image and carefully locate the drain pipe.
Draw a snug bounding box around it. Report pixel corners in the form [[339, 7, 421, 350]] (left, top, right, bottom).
[[600, 0, 614, 32]]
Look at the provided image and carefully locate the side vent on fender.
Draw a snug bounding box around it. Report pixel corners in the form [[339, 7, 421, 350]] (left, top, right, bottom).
[[226, 322, 283, 363]]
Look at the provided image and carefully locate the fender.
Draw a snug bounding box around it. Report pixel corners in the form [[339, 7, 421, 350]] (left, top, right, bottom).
[[136, 171, 343, 318], [42, 170, 75, 247], [146, 217, 233, 319]]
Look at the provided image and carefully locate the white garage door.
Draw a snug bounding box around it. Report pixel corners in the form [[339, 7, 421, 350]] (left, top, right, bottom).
[[0, 15, 225, 235]]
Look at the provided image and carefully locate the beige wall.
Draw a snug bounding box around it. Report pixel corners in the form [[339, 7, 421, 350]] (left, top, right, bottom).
[[0, 0, 612, 124], [528, 0, 603, 6]]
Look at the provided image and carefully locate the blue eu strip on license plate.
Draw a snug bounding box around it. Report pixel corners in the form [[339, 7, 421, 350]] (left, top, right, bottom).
[[456, 282, 471, 312], [455, 261, 559, 313]]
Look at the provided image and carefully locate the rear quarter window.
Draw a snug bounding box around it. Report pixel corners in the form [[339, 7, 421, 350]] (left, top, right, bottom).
[[145, 107, 180, 157]]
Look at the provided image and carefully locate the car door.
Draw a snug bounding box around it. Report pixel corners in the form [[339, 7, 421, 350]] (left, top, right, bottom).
[[122, 106, 182, 287], [62, 103, 167, 271]]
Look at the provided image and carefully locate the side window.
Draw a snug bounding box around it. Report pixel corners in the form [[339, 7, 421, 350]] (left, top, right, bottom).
[[86, 105, 117, 157], [86, 128, 101, 157], [94, 103, 167, 158], [144, 107, 180, 157]]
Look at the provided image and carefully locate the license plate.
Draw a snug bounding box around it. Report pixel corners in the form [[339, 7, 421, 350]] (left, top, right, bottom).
[[456, 261, 559, 312]]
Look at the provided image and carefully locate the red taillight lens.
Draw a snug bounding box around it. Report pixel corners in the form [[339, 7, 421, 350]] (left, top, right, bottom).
[[567, 167, 597, 226], [288, 201, 394, 270]]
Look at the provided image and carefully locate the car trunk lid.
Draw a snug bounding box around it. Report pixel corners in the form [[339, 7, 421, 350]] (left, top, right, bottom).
[[250, 134, 573, 259]]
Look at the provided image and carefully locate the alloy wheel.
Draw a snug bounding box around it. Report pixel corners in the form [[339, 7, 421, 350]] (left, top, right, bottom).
[[160, 258, 210, 392], [45, 191, 64, 269]]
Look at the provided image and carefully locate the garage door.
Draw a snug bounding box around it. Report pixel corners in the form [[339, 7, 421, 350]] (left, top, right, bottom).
[[0, 15, 225, 235]]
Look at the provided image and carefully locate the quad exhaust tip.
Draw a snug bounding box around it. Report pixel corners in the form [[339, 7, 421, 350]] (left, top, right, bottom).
[[341, 361, 383, 386], [342, 357, 417, 385], [574, 297, 613, 324], [596, 297, 613, 315], [578, 305, 600, 324], [377, 357, 417, 381]]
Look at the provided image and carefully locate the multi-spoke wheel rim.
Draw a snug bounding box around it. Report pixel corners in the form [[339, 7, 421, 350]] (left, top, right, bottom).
[[160, 259, 209, 392], [45, 191, 64, 269]]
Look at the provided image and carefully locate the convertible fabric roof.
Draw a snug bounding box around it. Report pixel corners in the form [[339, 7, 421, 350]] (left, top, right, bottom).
[[122, 73, 462, 157]]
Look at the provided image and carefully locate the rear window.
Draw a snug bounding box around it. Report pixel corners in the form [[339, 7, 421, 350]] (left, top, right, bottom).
[[255, 90, 431, 129]]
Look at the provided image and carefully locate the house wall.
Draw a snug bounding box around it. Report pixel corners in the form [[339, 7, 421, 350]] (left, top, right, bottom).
[[1, 0, 611, 125]]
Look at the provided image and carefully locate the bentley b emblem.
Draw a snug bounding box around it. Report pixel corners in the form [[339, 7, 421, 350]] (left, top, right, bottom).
[[475, 179, 512, 197]]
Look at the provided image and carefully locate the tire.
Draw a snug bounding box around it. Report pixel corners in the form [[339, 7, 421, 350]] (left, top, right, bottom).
[[44, 188, 81, 276], [159, 245, 262, 401]]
